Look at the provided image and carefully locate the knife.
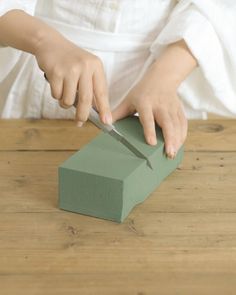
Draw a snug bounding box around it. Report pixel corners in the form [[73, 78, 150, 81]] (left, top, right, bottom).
[[44, 73, 153, 169]]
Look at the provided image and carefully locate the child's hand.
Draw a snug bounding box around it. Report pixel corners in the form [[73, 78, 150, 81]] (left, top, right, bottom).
[[112, 40, 197, 158], [35, 36, 112, 126], [112, 63, 187, 159]]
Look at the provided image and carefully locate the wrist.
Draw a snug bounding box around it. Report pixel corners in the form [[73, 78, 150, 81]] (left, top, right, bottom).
[[150, 61, 182, 91], [0, 10, 66, 55], [32, 24, 65, 56], [151, 40, 197, 89]]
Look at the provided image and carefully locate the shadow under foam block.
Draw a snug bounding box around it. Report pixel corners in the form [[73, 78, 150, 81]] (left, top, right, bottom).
[[59, 116, 184, 222]]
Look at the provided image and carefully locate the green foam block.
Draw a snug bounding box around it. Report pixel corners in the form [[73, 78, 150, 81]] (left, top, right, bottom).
[[59, 116, 184, 222]]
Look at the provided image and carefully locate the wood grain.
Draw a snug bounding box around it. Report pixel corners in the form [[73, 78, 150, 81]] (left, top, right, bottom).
[[0, 119, 99, 151], [0, 119, 235, 151], [0, 118, 236, 295]]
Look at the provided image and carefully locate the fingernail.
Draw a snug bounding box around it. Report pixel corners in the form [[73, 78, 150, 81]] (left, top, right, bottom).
[[104, 113, 113, 125], [149, 136, 157, 146], [166, 147, 176, 159], [77, 121, 84, 127]]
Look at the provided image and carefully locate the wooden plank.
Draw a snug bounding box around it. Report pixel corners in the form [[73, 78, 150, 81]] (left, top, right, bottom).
[[1, 212, 236, 250], [0, 119, 236, 151], [0, 151, 235, 213], [0, 212, 236, 294], [0, 118, 235, 295], [186, 119, 236, 152], [0, 119, 99, 151], [0, 272, 235, 295]]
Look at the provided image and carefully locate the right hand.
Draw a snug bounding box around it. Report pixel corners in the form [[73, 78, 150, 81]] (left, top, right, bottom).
[[35, 34, 112, 126]]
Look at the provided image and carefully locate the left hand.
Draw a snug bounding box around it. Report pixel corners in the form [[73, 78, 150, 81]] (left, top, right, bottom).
[[112, 62, 188, 159]]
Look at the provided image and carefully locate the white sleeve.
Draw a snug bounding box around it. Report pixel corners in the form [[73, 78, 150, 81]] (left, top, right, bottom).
[[0, 0, 38, 48], [0, 0, 38, 83], [0, 0, 37, 17], [150, 0, 236, 118]]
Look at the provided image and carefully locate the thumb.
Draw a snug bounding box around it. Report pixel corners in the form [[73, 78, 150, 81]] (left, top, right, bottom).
[[112, 99, 134, 123]]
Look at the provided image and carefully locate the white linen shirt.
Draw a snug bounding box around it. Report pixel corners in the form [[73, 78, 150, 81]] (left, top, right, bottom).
[[0, 0, 236, 119]]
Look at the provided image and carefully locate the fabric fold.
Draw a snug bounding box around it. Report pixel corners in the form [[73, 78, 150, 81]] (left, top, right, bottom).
[[150, 0, 236, 117], [0, 0, 37, 83]]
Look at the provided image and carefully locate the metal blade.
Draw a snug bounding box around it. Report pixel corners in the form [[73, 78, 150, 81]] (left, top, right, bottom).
[[109, 129, 153, 170]]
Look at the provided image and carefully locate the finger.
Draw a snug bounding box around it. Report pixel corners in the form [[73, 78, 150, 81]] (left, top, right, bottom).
[[155, 111, 176, 158], [75, 72, 93, 124], [112, 99, 134, 123], [93, 67, 112, 125], [172, 114, 182, 153], [60, 77, 78, 109], [48, 74, 63, 100], [169, 107, 187, 153], [138, 106, 157, 146], [178, 105, 188, 146]]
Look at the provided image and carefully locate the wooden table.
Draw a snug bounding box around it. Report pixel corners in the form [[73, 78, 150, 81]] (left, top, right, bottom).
[[0, 119, 236, 295]]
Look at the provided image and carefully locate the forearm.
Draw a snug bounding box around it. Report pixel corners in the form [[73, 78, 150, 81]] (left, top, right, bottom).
[[0, 9, 64, 55], [151, 39, 198, 89]]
